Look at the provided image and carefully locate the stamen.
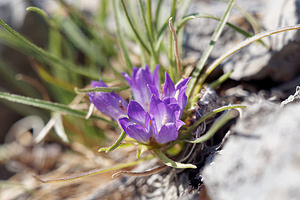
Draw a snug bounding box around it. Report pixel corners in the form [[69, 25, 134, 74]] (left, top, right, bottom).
[[162, 114, 167, 125], [160, 87, 164, 96]]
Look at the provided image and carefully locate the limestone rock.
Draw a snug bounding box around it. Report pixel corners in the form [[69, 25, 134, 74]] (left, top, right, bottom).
[[203, 100, 300, 200]]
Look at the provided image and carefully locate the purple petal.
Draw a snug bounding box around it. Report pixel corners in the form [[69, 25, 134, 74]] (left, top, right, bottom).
[[154, 123, 178, 144], [163, 97, 177, 105], [127, 100, 147, 125], [127, 124, 152, 143], [144, 113, 155, 136], [119, 117, 152, 143], [153, 64, 160, 92], [119, 117, 130, 131], [162, 73, 175, 99], [149, 96, 167, 131], [122, 72, 132, 85], [175, 120, 185, 130], [175, 77, 190, 91], [88, 80, 127, 121], [136, 68, 153, 107], [149, 96, 180, 131], [123, 65, 161, 111], [91, 80, 107, 88], [176, 89, 187, 117], [148, 84, 160, 98]]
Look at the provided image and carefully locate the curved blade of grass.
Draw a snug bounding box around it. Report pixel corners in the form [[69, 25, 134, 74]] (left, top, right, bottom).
[[154, 0, 178, 52], [186, 0, 235, 98], [105, 131, 127, 152], [154, 0, 162, 31], [197, 24, 300, 88], [0, 91, 117, 127], [75, 85, 129, 94], [120, 0, 151, 54], [146, 0, 154, 40], [209, 69, 233, 89], [153, 149, 197, 169], [235, 2, 262, 33], [26, 7, 48, 22], [167, 0, 177, 75], [112, 0, 132, 71], [137, 0, 158, 65], [98, 143, 134, 152], [34, 155, 154, 183], [0, 19, 100, 79], [59, 18, 114, 70], [176, 14, 265, 47], [186, 109, 238, 143], [183, 104, 246, 136]]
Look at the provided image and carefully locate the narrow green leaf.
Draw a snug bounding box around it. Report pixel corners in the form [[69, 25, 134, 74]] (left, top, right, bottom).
[[153, 149, 197, 169], [146, 0, 154, 41], [209, 70, 233, 89], [106, 131, 127, 152], [0, 19, 100, 79], [26, 7, 48, 22], [35, 155, 154, 183], [154, 0, 163, 31], [112, 0, 133, 71], [184, 104, 246, 136], [176, 14, 265, 47], [120, 0, 151, 54], [75, 85, 129, 94], [186, 109, 238, 143], [198, 24, 300, 87], [137, 0, 158, 65], [0, 91, 118, 127], [186, 0, 235, 98], [98, 143, 134, 152]]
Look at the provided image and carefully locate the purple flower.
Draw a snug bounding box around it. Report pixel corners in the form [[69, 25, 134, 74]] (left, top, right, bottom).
[[88, 80, 128, 121], [119, 96, 184, 144], [89, 65, 190, 144], [122, 64, 160, 111], [160, 73, 190, 119]]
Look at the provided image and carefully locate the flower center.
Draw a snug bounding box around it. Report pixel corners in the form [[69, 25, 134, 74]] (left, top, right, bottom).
[[161, 114, 167, 126]]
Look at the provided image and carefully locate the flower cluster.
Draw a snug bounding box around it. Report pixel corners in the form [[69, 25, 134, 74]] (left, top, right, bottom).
[[88, 65, 190, 144]]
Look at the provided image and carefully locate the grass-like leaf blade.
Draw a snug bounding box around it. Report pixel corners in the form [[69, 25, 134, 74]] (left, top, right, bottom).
[[186, 0, 235, 98], [0, 18, 100, 79], [198, 24, 300, 87], [0, 91, 117, 127], [186, 109, 238, 143], [35, 155, 154, 183], [153, 149, 197, 169], [75, 85, 129, 94]]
